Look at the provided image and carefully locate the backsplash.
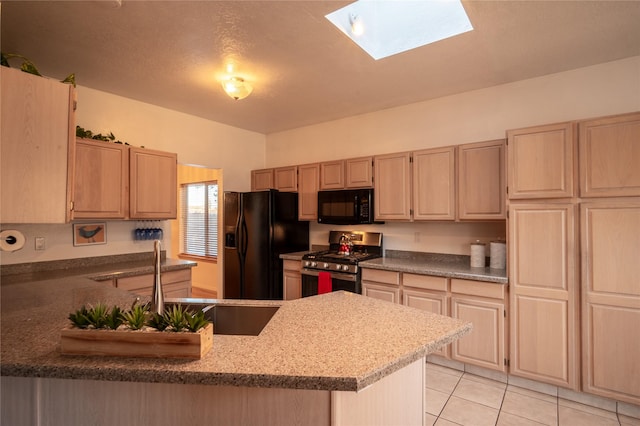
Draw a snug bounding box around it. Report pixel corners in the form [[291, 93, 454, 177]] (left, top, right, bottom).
[[0, 221, 171, 266]]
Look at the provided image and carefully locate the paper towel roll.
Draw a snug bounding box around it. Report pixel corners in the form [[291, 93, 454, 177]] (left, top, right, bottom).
[[470, 241, 486, 268], [490, 241, 507, 269], [0, 229, 26, 252]]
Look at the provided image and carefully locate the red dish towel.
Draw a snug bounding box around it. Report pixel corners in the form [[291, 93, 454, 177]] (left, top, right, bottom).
[[318, 271, 332, 294]]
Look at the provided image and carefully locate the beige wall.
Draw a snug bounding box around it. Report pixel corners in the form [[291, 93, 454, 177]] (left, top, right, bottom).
[[2, 57, 639, 264], [1, 86, 264, 265], [265, 56, 640, 255]]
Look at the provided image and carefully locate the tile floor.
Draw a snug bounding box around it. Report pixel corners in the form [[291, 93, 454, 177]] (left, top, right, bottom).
[[425, 363, 640, 426]]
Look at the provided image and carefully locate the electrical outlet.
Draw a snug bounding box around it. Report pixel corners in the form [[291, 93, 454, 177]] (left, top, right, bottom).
[[35, 237, 45, 251]]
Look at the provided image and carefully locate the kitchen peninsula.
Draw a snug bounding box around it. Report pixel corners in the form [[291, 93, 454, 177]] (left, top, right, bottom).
[[1, 267, 471, 425]]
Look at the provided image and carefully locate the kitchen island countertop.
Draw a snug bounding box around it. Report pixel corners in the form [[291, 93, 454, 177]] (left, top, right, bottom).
[[1, 269, 471, 392]]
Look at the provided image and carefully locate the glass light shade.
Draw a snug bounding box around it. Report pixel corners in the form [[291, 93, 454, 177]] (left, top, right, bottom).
[[222, 77, 253, 100]]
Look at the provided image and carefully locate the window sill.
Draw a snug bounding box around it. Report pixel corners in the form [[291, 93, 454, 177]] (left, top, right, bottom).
[[178, 253, 217, 263]]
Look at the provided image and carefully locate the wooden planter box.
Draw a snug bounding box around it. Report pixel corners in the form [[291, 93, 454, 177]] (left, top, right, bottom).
[[60, 323, 213, 359]]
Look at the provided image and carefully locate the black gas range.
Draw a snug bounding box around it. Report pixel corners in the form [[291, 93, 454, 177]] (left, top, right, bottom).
[[301, 231, 382, 297]]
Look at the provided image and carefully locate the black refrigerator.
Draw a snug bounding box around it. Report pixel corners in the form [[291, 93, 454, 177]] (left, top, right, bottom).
[[223, 190, 309, 300]]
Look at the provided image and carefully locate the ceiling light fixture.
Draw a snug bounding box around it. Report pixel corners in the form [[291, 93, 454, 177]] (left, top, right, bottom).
[[222, 76, 253, 100]]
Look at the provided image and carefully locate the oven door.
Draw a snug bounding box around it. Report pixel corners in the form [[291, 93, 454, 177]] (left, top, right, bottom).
[[300, 268, 361, 297]]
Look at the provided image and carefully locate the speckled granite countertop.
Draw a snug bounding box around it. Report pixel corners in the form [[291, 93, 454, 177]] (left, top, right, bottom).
[[1, 253, 196, 285], [360, 251, 508, 284], [0, 270, 471, 392], [279, 250, 310, 260]]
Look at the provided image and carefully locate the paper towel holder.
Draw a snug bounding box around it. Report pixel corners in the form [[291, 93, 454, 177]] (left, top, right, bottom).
[[0, 229, 26, 252]]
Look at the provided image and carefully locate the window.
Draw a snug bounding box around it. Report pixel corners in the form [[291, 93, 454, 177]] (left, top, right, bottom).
[[180, 181, 218, 258]]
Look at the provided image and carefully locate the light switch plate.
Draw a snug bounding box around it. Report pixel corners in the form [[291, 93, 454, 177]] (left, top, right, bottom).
[[35, 237, 45, 251]]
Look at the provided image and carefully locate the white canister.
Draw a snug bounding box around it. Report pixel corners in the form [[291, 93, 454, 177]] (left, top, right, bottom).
[[490, 241, 507, 269], [470, 241, 486, 268]]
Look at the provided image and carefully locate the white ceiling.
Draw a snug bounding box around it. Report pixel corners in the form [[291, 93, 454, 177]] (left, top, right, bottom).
[[2, 1, 640, 135]]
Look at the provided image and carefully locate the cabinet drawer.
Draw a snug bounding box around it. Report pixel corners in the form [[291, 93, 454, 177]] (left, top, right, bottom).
[[117, 274, 152, 292], [116, 269, 191, 292], [451, 278, 505, 300], [283, 260, 301, 272], [362, 268, 400, 286], [162, 269, 192, 284], [403, 273, 448, 291]]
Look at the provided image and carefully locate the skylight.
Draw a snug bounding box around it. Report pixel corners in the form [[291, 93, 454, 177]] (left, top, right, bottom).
[[326, 0, 473, 60]]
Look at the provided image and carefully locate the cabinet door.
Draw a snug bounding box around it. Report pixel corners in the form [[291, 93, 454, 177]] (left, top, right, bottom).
[[451, 295, 506, 372], [362, 282, 400, 304], [320, 160, 345, 189], [298, 164, 320, 220], [129, 147, 177, 219], [251, 169, 274, 191], [374, 152, 412, 220], [283, 262, 302, 301], [579, 112, 640, 198], [581, 200, 640, 405], [1, 66, 74, 223], [72, 139, 128, 219], [403, 288, 450, 357], [509, 203, 579, 389], [413, 147, 455, 220], [458, 139, 506, 219], [345, 156, 373, 188], [507, 122, 576, 199], [274, 166, 297, 192]]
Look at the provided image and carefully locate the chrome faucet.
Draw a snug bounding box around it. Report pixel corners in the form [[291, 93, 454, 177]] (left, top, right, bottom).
[[152, 239, 164, 315]]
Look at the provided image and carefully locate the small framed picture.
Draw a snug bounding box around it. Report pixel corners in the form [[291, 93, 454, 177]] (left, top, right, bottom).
[[73, 223, 107, 246]]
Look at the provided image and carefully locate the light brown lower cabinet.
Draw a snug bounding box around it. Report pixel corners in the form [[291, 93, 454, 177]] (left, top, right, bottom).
[[450, 279, 507, 372], [581, 200, 640, 405], [402, 273, 450, 358], [283, 260, 302, 300], [115, 269, 192, 298], [361, 269, 401, 304], [362, 268, 508, 372]]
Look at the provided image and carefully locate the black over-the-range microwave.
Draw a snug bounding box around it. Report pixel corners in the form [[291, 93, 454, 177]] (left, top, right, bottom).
[[317, 188, 374, 225]]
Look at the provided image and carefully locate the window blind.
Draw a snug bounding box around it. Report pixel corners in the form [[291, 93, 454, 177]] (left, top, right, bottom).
[[180, 181, 218, 257]]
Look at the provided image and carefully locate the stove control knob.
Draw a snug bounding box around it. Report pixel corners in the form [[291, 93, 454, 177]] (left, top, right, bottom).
[[342, 265, 350, 272], [310, 262, 317, 268], [323, 263, 329, 269], [304, 261, 310, 267], [335, 264, 342, 270]]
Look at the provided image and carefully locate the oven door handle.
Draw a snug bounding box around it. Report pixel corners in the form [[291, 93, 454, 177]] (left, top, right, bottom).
[[300, 268, 357, 282]]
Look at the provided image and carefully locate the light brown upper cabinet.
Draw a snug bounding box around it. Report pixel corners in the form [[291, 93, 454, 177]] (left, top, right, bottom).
[[578, 112, 640, 198], [129, 147, 177, 219], [412, 147, 456, 220], [508, 202, 580, 390], [374, 152, 412, 221], [71, 138, 128, 219], [345, 156, 373, 188], [298, 163, 320, 221], [458, 139, 506, 219], [581, 200, 640, 405], [251, 169, 274, 191], [320, 160, 345, 190], [251, 166, 297, 191], [507, 122, 576, 199], [274, 166, 297, 192], [1, 66, 75, 223]]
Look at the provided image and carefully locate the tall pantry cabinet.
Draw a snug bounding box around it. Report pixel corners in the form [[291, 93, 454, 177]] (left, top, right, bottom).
[[507, 120, 580, 389], [578, 112, 640, 406], [507, 111, 640, 403]]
